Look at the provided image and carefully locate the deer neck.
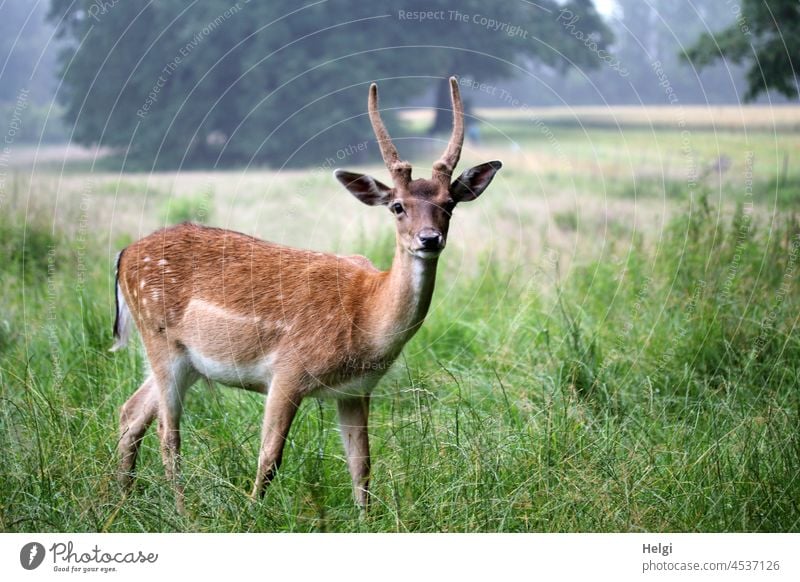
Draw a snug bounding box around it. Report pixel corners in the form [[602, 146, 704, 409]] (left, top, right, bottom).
[[370, 241, 439, 354]]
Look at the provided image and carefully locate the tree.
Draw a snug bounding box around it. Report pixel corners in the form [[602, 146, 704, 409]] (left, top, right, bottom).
[[0, 1, 59, 103], [0, 1, 65, 143], [602, 0, 746, 105], [684, 0, 799, 100], [417, 0, 612, 133], [48, 0, 612, 169]]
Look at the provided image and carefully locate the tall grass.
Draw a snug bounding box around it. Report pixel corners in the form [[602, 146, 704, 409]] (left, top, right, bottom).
[[0, 192, 798, 532]]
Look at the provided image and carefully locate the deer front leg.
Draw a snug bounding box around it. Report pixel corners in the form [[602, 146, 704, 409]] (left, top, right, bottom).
[[337, 395, 371, 510], [118, 375, 159, 491], [251, 377, 300, 499]]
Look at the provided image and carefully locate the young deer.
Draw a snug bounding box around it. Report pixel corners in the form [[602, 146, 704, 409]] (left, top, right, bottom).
[[112, 77, 501, 510]]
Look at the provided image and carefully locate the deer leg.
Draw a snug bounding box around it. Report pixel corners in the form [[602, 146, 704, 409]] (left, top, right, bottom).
[[118, 375, 159, 491], [337, 395, 371, 510], [251, 377, 300, 499], [153, 359, 196, 513]]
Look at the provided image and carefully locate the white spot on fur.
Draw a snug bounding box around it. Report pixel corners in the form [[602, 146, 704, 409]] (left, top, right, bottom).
[[109, 283, 132, 352], [140, 280, 146, 289], [158, 259, 168, 267], [411, 260, 425, 304], [275, 320, 292, 332], [143, 256, 151, 263]]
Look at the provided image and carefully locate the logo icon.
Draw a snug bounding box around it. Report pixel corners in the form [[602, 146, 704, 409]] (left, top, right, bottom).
[[20, 542, 46, 570]]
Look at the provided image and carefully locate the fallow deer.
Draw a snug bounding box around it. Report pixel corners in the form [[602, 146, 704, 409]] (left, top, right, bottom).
[[112, 77, 502, 511]]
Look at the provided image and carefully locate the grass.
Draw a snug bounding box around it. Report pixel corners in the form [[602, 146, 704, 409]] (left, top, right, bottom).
[[553, 209, 579, 231], [0, 184, 798, 532], [1, 112, 799, 532], [159, 189, 215, 224]]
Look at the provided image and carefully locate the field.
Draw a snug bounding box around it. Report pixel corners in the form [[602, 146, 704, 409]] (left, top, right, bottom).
[[1, 106, 799, 532]]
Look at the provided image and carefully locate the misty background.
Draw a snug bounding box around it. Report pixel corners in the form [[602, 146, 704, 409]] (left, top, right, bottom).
[[1, 0, 797, 169]]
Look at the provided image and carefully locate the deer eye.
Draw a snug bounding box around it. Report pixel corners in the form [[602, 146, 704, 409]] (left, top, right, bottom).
[[391, 202, 405, 215]]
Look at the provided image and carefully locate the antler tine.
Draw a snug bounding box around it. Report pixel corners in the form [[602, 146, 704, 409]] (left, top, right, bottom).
[[368, 83, 411, 188], [432, 77, 465, 186]]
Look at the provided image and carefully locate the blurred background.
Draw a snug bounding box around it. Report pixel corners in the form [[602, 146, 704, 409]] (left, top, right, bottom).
[[1, 1, 799, 532], [1, 0, 797, 257], [1, 0, 796, 167]]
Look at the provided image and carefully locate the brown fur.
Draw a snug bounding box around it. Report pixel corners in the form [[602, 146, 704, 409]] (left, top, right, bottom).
[[118, 222, 431, 390]]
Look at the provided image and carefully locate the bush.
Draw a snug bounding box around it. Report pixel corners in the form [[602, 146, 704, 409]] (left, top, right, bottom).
[[159, 191, 214, 224], [0, 206, 65, 281]]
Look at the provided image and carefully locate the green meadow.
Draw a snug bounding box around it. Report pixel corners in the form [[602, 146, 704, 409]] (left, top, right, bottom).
[[1, 108, 799, 532]]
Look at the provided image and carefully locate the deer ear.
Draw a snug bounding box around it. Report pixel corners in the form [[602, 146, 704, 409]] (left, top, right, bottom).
[[334, 170, 393, 206], [450, 161, 502, 203]]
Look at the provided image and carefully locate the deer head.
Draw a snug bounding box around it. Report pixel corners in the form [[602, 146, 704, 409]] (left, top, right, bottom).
[[335, 77, 502, 260]]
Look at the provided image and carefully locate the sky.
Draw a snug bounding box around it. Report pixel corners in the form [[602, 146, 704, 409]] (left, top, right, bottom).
[[593, 0, 618, 18]]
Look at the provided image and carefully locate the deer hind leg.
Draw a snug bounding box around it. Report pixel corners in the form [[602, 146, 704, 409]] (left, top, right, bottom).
[[118, 375, 159, 491], [251, 375, 301, 499], [337, 395, 371, 510], [152, 356, 197, 513]]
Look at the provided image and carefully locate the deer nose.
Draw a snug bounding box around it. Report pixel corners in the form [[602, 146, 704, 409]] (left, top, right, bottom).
[[417, 229, 443, 250]]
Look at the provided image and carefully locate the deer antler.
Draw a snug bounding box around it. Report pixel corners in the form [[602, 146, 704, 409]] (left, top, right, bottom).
[[369, 83, 412, 190], [432, 77, 464, 188]]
